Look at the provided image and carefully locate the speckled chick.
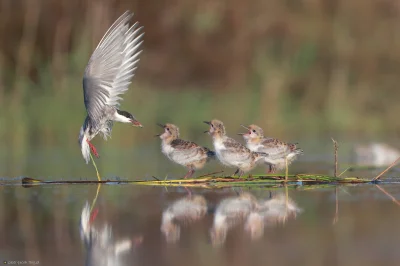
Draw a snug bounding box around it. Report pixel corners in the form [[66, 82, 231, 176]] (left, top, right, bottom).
[[158, 123, 215, 178], [204, 119, 268, 177], [239, 124, 303, 173]]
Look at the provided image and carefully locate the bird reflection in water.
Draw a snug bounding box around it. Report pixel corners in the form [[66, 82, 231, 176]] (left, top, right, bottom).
[[210, 193, 258, 246], [244, 193, 302, 240], [161, 195, 207, 243], [80, 202, 143, 266]]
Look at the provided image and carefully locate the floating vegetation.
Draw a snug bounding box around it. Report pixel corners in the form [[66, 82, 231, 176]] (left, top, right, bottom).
[[11, 174, 372, 189]]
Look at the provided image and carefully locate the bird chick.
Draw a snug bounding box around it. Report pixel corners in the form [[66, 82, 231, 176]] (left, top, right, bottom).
[[161, 195, 207, 243], [157, 123, 215, 179], [204, 119, 268, 177], [239, 124, 303, 174]]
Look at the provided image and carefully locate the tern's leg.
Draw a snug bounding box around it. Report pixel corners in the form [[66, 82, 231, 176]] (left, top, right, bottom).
[[90, 153, 101, 181], [87, 139, 100, 158]]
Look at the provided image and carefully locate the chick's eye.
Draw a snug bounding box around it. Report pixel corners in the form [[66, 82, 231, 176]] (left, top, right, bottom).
[[211, 124, 214, 127], [166, 128, 170, 131], [252, 130, 256, 133]]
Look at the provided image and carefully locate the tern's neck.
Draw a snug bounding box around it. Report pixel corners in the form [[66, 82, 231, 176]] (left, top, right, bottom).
[[114, 111, 131, 123]]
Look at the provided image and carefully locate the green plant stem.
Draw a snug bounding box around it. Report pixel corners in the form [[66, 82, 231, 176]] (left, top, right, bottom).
[[90, 153, 101, 181]]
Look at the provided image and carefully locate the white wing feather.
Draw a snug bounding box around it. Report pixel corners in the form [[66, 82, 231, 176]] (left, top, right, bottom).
[[83, 11, 144, 123]]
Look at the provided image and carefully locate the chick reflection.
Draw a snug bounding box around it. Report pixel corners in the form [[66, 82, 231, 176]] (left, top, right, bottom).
[[244, 193, 302, 240], [210, 193, 257, 246], [161, 195, 207, 243], [80, 202, 142, 266]]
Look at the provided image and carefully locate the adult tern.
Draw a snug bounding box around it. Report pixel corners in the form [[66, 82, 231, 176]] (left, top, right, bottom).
[[78, 11, 144, 180]]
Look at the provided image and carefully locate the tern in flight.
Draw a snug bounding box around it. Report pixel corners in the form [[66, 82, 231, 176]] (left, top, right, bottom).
[[78, 11, 144, 180]]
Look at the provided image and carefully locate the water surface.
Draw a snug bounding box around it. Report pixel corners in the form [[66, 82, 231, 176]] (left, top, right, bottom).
[[1, 183, 400, 266]]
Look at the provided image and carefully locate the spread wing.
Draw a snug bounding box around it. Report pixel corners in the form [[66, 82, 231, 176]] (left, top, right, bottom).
[[83, 11, 144, 123]]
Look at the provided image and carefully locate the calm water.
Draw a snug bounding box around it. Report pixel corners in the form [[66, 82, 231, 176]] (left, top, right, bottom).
[[1, 183, 400, 266], [1, 138, 400, 266]]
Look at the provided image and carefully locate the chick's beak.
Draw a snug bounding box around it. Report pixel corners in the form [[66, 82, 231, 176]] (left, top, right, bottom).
[[240, 124, 250, 130], [203, 121, 212, 133], [155, 123, 166, 137]]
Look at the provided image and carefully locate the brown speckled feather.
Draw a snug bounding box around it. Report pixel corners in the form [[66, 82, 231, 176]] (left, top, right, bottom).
[[258, 138, 302, 162], [223, 137, 252, 153], [171, 139, 215, 157]]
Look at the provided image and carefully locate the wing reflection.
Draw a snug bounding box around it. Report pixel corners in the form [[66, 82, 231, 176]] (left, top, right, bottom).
[[80, 202, 142, 266], [161, 195, 207, 243]]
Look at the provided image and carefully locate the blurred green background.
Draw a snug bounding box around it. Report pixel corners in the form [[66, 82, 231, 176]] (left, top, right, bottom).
[[1, 0, 400, 178]]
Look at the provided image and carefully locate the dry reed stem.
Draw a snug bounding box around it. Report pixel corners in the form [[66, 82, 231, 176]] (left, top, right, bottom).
[[371, 156, 400, 182], [331, 138, 338, 177]]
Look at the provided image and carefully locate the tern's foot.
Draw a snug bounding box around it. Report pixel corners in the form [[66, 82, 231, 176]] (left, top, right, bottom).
[[87, 139, 100, 158], [89, 208, 99, 225]]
